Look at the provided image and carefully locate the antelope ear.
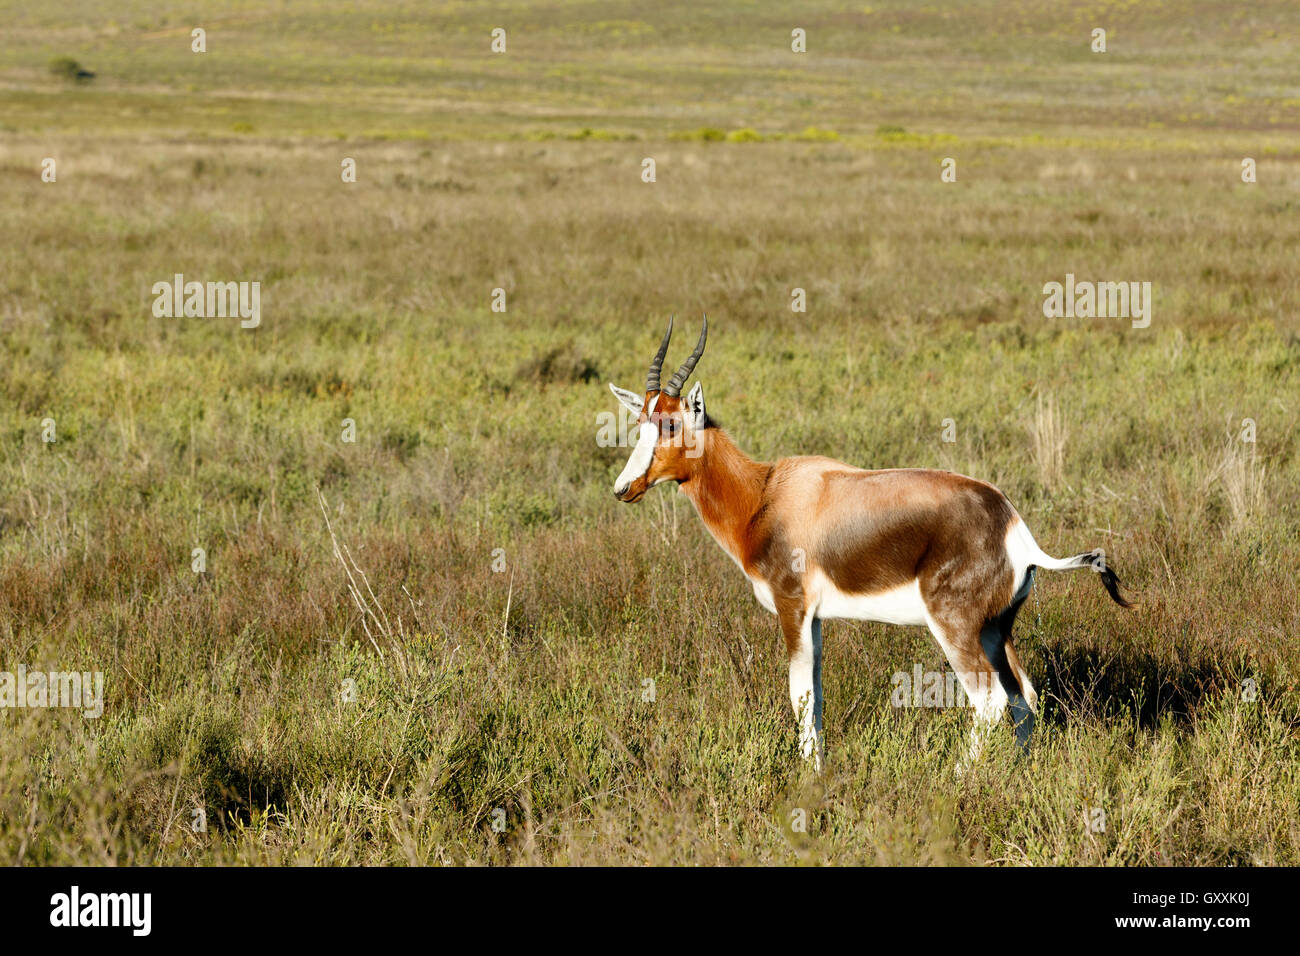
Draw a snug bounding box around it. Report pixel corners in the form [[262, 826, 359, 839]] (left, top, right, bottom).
[[685, 381, 706, 428], [609, 383, 643, 415]]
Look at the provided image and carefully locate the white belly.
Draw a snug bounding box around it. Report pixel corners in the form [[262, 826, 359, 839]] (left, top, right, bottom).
[[811, 572, 928, 626]]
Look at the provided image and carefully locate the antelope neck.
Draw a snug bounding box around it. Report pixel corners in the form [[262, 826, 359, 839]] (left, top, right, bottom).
[[679, 429, 770, 567]]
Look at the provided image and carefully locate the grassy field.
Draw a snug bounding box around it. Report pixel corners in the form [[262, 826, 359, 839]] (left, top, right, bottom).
[[1, 0, 1298, 865]]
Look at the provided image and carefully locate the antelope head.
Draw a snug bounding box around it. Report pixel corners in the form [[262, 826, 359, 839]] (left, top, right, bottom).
[[609, 316, 709, 502]]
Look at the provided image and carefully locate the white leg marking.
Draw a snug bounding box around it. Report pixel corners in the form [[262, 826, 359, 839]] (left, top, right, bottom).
[[788, 615, 824, 772], [1020, 673, 1039, 713], [925, 613, 1007, 774], [961, 677, 1008, 767]]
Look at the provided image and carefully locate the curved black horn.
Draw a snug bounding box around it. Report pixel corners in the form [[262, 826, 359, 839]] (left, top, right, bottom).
[[645, 316, 673, 393], [662, 315, 707, 397]]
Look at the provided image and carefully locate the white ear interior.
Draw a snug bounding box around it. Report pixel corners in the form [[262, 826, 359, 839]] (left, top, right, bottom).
[[686, 381, 706, 426], [608, 383, 643, 415]]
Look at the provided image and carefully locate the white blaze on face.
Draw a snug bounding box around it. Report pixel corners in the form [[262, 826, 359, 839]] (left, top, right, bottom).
[[614, 394, 658, 496]]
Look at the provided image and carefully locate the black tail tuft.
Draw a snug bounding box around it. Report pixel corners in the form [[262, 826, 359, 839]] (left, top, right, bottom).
[[1088, 550, 1134, 608]]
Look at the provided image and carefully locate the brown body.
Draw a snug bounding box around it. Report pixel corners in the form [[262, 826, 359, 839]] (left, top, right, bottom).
[[643, 420, 1030, 705], [686, 434, 1020, 632]]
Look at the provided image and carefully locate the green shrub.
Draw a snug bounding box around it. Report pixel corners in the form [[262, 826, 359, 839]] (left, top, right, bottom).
[[49, 57, 94, 83]]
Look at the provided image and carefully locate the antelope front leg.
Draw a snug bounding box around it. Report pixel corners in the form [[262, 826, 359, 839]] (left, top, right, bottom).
[[786, 613, 824, 771]]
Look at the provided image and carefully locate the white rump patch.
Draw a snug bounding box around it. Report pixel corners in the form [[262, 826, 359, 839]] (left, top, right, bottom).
[[1005, 516, 1079, 588]]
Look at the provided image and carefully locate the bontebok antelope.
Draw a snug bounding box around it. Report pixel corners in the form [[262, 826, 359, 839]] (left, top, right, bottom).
[[610, 318, 1132, 770]]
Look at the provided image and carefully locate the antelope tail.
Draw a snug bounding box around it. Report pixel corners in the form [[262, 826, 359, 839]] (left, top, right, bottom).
[[1009, 519, 1134, 609], [1032, 547, 1133, 608]]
